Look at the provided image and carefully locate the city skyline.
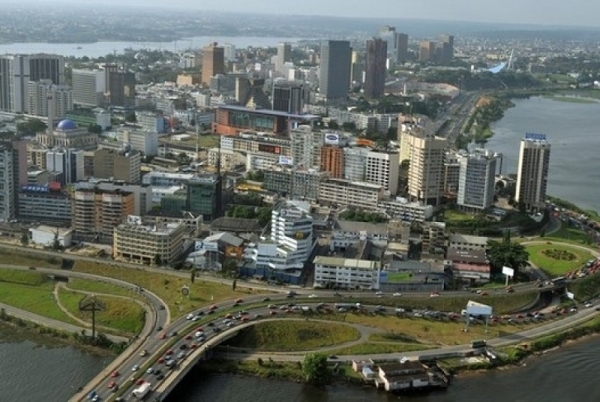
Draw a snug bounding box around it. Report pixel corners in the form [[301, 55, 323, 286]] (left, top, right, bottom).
[[23, 0, 600, 27]]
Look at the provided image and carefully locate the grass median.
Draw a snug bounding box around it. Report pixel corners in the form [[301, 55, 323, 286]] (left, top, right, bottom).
[[73, 261, 266, 319], [224, 320, 361, 352]]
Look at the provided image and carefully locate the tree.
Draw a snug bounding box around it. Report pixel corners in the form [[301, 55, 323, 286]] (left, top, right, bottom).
[[124, 111, 137, 123], [487, 232, 529, 277], [302, 353, 330, 385], [20, 233, 28, 246], [17, 119, 47, 135], [87, 123, 102, 134], [190, 266, 197, 283]]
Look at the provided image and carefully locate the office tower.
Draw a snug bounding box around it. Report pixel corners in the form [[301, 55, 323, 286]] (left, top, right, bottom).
[[365, 150, 399, 196], [457, 149, 497, 211], [439, 35, 454, 62], [276, 42, 292, 72], [407, 134, 447, 205], [235, 76, 249, 103], [393, 33, 409, 64], [27, 79, 73, 119], [350, 51, 364, 84], [201, 42, 225, 86], [516, 133, 551, 211], [46, 148, 84, 185], [222, 43, 236, 62], [187, 174, 219, 220], [320, 145, 344, 178], [364, 38, 387, 98], [0, 54, 64, 113], [93, 148, 142, 183], [72, 69, 106, 107], [319, 40, 351, 101], [419, 41, 436, 62], [272, 81, 304, 114], [108, 71, 136, 108], [0, 143, 15, 220], [344, 147, 369, 182]]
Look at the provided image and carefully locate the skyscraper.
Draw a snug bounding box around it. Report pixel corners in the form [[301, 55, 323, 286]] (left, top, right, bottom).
[[46, 148, 85, 185], [276, 42, 292, 72], [364, 38, 387, 98], [272, 81, 304, 114], [407, 133, 447, 205], [457, 149, 497, 211], [419, 41, 436, 62], [0, 54, 64, 113], [108, 71, 136, 108], [439, 35, 455, 62], [393, 33, 409, 64], [319, 40, 351, 102], [201, 43, 225, 86], [27, 79, 73, 119], [0, 143, 15, 220], [516, 133, 551, 211]]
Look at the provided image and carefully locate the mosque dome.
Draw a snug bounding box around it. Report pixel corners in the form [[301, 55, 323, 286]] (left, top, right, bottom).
[[56, 119, 78, 130]]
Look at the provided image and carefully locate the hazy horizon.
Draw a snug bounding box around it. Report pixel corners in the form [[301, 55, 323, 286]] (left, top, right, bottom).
[[8, 0, 600, 28]]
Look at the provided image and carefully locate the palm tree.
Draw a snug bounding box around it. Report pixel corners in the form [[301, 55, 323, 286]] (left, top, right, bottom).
[[488, 232, 529, 277]]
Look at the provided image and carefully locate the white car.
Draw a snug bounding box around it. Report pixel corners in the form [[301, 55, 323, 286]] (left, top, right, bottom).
[[375, 291, 384, 296], [308, 294, 318, 298], [393, 293, 402, 297], [132, 365, 139, 371], [186, 313, 194, 320], [146, 367, 154, 374]]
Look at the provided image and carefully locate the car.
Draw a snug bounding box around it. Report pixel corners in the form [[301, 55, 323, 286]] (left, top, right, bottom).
[[180, 344, 188, 350], [190, 343, 197, 349], [227, 321, 235, 327], [585, 302, 593, 308], [308, 294, 318, 298], [153, 369, 162, 376], [192, 315, 200, 321], [140, 349, 148, 357], [195, 331, 204, 338], [213, 327, 221, 332], [338, 307, 347, 313], [226, 313, 233, 319], [209, 304, 218, 310], [158, 357, 165, 364], [158, 333, 166, 339], [136, 378, 145, 385], [268, 304, 277, 309], [393, 292, 402, 297], [286, 294, 295, 298], [88, 391, 98, 400], [235, 298, 243, 303], [328, 355, 337, 359], [159, 305, 165, 310], [207, 310, 215, 315], [132, 365, 139, 371], [196, 326, 203, 332], [165, 359, 176, 368], [146, 367, 154, 374], [375, 291, 384, 295], [242, 316, 249, 322], [169, 331, 178, 337], [506, 286, 514, 293], [270, 310, 278, 316], [262, 297, 271, 302], [110, 371, 120, 378], [186, 313, 194, 320], [177, 351, 187, 359], [196, 311, 204, 316], [287, 290, 297, 296], [254, 313, 264, 319], [480, 291, 489, 296], [156, 373, 165, 380], [166, 349, 173, 356], [185, 334, 192, 340], [430, 291, 440, 297], [156, 326, 163, 332], [207, 322, 215, 327]]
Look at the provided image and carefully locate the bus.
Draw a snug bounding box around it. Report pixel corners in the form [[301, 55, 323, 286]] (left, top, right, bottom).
[[471, 340, 487, 349]]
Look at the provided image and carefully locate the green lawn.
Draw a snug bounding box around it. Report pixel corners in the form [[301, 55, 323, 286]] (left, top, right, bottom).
[[0, 281, 78, 325], [73, 261, 265, 319], [526, 243, 593, 276], [331, 342, 430, 355], [67, 278, 145, 302], [386, 272, 412, 282], [225, 320, 361, 352], [444, 209, 476, 223], [0, 269, 50, 286], [546, 225, 593, 246], [57, 287, 145, 335]]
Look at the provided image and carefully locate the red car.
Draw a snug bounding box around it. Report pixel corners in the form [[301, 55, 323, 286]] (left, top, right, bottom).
[[185, 334, 192, 340], [136, 379, 145, 385], [241, 316, 249, 322], [209, 305, 218, 310], [190, 343, 197, 349], [110, 371, 119, 378], [158, 357, 165, 364], [225, 313, 233, 319], [270, 311, 277, 316], [108, 381, 116, 389], [196, 327, 203, 332], [166, 349, 173, 356], [158, 333, 166, 339]]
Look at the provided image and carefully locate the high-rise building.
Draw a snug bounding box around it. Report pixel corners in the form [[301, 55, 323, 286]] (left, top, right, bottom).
[[270, 200, 314, 266], [393, 33, 409, 64], [72, 69, 106, 107], [27, 79, 73, 119], [272, 81, 304, 114], [187, 174, 219, 220], [439, 35, 454, 62], [0, 143, 15, 220], [201, 43, 225, 86], [319, 40, 351, 101], [407, 133, 447, 205], [419, 41, 436, 62], [222, 43, 236, 62], [364, 38, 387, 98], [365, 150, 399, 196], [290, 125, 323, 169], [45, 148, 84, 185], [108, 71, 136, 108], [0, 54, 64, 113], [457, 149, 497, 211], [516, 133, 551, 211], [92, 148, 142, 184], [276, 42, 292, 72], [343, 147, 369, 182], [320, 145, 344, 178], [350, 50, 365, 85]]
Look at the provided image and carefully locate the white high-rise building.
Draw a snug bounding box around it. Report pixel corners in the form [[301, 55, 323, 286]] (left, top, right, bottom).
[[27, 79, 73, 119], [407, 134, 447, 205], [46, 148, 84, 185], [457, 149, 497, 211], [290, 125, 323, 169], [365, 150, 399, 196], [72, 69, 106, 107], [222, 43, 236, 62], [516, 133, 551, 210]]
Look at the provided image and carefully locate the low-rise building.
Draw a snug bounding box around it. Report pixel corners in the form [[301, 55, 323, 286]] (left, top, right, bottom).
[[446, 248, 490, 283], [378, 361, 429, 391], [380, 261, 445, 293], [319, 179, 383, 210], [18, 184, 72, 224], [313, 256, 381, 290], [331, 220, 389, 249], [448, 234, 488, 251], [113, 218, 186, 265], [29, 225, 72, 248], [210, 217, 263, 239], [379, 197, 434, 223]]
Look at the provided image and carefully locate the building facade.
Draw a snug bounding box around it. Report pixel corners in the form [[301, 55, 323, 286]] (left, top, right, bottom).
[[364, 38, 387, 98], [314, 256, 381, 290], [319, 179, 383, 210], [27, 79, 73, 119], [407, 133, 447, 205], [0, 144, 15, 220], [36, 119, 98, 150], [45, 148, 84, 185], [92, 148, 141, 183], [319, 40, 352, 101], [365, 150, 399, 196], [320, 145, 344, 178], [18, 186, 72, 224], [71, 69, 106, 107], [201, 43, 225, 86], [457, 149, 497, 211]]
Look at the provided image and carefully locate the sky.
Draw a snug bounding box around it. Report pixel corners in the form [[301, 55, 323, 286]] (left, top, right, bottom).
[[14, 0, 600, 27]]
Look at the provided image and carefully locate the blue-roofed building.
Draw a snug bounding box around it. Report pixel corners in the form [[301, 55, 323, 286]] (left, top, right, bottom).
[[56, 119, 78, 131]]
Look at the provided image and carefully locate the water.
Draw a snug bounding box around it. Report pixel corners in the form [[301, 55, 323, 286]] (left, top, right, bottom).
[[0, 36, 308, 58], [0, 323, 111, 402], [488, 96, 600, 213], [168, 336, 600, 402]]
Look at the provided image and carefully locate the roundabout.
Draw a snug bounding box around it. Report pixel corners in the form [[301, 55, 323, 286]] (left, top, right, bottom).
[[525, 242, 595, 276]]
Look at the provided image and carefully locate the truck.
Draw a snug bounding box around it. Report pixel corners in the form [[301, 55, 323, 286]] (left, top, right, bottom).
[[132, 381, 152, 399]]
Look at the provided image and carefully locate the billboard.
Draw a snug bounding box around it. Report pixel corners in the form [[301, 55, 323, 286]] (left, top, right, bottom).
[[466, 300, 493, 317], [324, 133, 340, 145], [195, 241, 219, 252], [502, 266, 515, 277], [258, 144, 281, 154], [279, 156, 294, 165]]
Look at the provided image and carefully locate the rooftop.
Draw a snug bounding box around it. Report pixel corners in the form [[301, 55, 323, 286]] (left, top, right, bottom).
[[210, 217, 263, 233], [446, 248, 488, 264], [334, 220, 388, 236], [449, 234, 489, 246], [218, 105, 320, 120], [314, 256, 380, 270]]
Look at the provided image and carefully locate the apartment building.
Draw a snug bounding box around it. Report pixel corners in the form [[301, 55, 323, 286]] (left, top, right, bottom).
[[407, 133, 447, 205], [314, 256, 381, 290], [457, 149, 497, 211], [365, 150, 399, 196], [515, 133, 551, 211], [319, 179, 383, 210]]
